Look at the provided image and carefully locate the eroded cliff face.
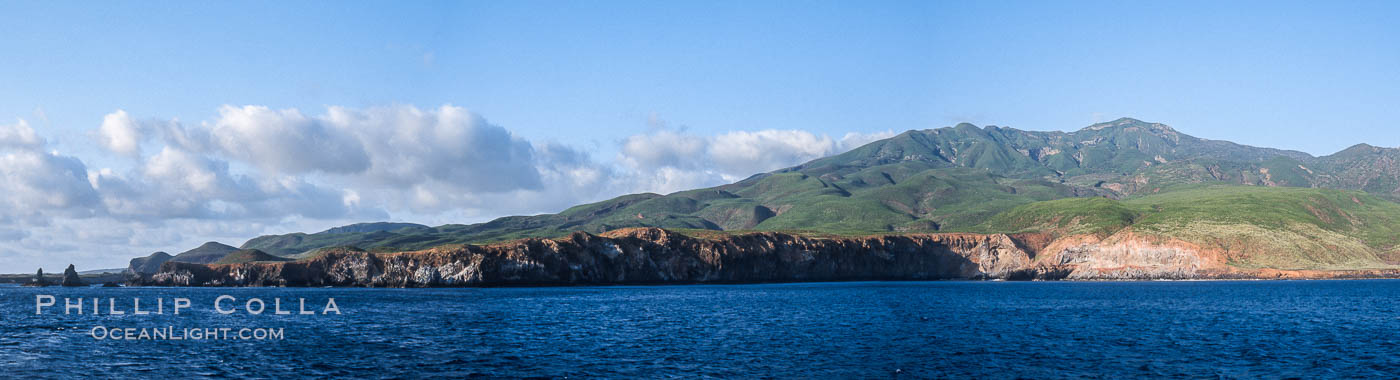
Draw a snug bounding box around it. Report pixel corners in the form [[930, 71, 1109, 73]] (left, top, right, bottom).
[[143, 228, 1064, 287], [1036, 231, 1221, 280], [137, 227, 1397, 287]]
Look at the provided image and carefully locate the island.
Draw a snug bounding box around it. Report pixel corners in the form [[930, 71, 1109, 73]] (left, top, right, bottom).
[[122, 119, 1400, 286]]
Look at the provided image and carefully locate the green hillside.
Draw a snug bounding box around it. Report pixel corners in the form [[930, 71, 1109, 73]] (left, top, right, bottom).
[[319, 222, 429, 234], [980, 185, 1400, 270], [212, 249, 291, 265], [128, 251, 173, 274], [168, 242, 239, 264], [218, 118, 1400, 264], [241, 167, 1104, 256]]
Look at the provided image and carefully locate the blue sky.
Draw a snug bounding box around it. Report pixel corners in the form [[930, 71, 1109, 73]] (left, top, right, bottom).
[[7, 1, 1398, 156], [1, 0, 1398, 271]]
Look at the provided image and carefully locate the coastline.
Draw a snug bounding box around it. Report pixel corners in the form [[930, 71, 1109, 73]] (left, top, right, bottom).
[[13, 276, 1400, 289], [122, 227, 1400, 288]]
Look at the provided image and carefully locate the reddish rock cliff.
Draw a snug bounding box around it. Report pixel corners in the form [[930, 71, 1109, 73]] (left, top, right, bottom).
[[143, 228, 1067, 287], [138, 227, 1400, 287]]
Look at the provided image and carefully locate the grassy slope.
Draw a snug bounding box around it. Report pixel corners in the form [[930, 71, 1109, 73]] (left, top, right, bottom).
[[241, 167, 1098, 256], [227, 119, 1400, 268], [976, 185, 1400, 270], [169, 242, 240, 264], [212, 249, 291, 265]]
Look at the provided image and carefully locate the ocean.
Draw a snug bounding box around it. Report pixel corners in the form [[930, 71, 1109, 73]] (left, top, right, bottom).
[[3, 280, 1399, 378]]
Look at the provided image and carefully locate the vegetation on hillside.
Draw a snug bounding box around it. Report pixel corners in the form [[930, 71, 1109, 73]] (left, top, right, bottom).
[[212, 249, 291, 265], [977, 185, 1400, 270], [207, 118, 1400, 269], [168, 242, 239, 264]]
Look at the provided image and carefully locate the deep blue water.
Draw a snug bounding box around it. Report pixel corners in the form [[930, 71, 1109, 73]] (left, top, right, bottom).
[[3, 280, 1400, 378]]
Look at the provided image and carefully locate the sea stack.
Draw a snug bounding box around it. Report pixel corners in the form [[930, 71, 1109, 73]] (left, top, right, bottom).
[[23, 268, 50, 287], [61, 264, 87, 287]]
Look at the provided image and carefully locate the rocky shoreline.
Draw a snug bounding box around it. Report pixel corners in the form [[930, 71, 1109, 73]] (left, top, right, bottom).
[[129, 227, 1400, 287]]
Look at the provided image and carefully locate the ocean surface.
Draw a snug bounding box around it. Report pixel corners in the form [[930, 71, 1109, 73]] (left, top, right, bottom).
[[3, 280, 1400, 378]]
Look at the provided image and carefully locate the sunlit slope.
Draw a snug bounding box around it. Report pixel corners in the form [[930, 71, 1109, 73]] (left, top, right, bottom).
[[243, 167, 1102, 256], [232, 118, 1400, 262], [980, 185, 1400, 270], [211, 249, 291, 265]]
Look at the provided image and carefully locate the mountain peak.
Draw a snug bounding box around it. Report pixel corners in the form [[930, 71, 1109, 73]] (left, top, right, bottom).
[[1082, 117, 1175, 133], [197, 241, 234, 250], [1335, 143, 1383, 155], [167, 241, 241, 265]]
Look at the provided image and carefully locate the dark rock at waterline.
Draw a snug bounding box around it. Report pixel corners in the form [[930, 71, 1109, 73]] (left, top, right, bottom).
[[61, 264, 87, 287], [139, 228, 1066, 287], [137, 227, 1400, 288], [23, 268, 50, 287]]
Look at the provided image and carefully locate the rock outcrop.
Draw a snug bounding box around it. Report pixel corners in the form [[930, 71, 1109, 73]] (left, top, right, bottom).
[[61, 264, 87, 287], [23, 268, 50, 287], [136, 227, 1400, 287], [142, 228, 1064, 287]]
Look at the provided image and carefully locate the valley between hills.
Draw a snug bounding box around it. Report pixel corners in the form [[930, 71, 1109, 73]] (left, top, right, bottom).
[[121, 118, 1400, 286]]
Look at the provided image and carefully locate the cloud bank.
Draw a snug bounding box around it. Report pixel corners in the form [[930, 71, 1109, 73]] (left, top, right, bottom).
[[618, 127, 894, 193]]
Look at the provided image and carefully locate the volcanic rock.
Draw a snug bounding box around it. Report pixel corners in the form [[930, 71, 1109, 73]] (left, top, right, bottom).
[[61, 264, 87, 287], [23, 268, 50, 287]]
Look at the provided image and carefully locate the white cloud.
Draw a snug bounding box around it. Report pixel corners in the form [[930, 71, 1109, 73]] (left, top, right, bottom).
[[709, 130, 838, 177], [143, 147, 229, 196], [89, 145, 379, 222], [156, 118, 215, 152], [149, 104, 551, 194], [618, 126, 895, 192], [0, 149, 102, 223], [839, 130, 898, 151], [2, 151, 102, 212], [323, 104, 544, 193], [83, 105, 610, 222], [96, 110, 146, 157], [75, 105, 610, 231], [619, 129, 708, 170], [631, 167, 730, 195], [208, 105, 371, 174], [0, 119, 44, 149]]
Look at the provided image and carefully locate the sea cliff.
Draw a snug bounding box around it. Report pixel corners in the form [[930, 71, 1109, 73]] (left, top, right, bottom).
[[136, 227, 1400, 287]]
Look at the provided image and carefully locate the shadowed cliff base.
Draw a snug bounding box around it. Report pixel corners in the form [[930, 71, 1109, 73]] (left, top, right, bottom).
[[133, 227, 1400, 287]]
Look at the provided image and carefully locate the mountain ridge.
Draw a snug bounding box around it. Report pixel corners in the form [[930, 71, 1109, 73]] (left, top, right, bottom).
[[169, 242, 239, 264], [140, 118, 1400, 276]]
